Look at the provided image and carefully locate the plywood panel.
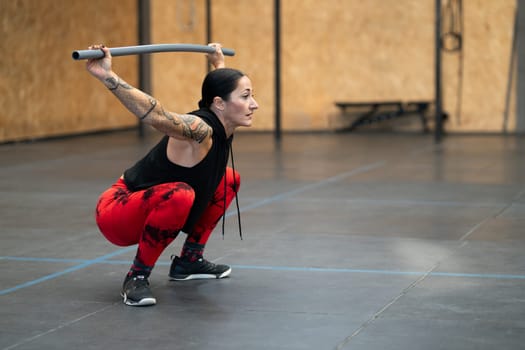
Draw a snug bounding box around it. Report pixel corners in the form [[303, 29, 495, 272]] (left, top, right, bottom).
[[150, 0, 208, 117], [0, 0, 518, 141], [444, 0, 516, 132], [0, 0, 138, 143], [281, 0, 435, 131], [279, 0, 516, 133], [151, 0, 275, 131], [212, 0, 275, 131]]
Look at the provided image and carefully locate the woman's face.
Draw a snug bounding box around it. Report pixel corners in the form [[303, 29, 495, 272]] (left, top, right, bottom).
[[223, 76, 258, 127]]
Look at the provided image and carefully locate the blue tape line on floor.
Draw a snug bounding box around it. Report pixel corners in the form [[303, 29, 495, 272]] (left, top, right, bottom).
[[0, 247, 136, 296], [1, 163, 386, 296], [1, 254, 524, 296]]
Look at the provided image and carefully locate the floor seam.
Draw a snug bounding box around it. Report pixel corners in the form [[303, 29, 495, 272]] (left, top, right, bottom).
[[334, 264, 437, 350], [2, 303, 118, 350]]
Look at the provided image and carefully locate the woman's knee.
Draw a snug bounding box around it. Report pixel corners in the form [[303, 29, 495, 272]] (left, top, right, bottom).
[[95, 182, 195, 246], [96, 214, 138, 246]]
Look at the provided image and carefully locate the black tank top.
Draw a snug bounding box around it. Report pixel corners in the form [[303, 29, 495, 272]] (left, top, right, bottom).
[[123, 108, 232, 233]]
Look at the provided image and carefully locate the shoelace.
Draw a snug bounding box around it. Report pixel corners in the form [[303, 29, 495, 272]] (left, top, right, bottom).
[[222, 140, 243, 240], [127, 275, 150, 290]]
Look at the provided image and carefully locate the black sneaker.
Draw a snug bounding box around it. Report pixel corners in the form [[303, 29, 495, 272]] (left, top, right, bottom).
[[169, 256, 231, 281], [121, 275, 156, 306]]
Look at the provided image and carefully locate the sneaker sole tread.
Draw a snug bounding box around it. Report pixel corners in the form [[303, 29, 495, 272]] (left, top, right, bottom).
[[169, 268, 231, 281], [121, 293, 157, 306]]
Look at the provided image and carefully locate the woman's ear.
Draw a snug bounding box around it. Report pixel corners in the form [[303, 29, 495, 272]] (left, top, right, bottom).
[[212, 96, 225, 111]]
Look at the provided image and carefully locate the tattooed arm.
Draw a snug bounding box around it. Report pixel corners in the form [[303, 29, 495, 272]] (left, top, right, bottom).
[[86, 44, 211, 143], [102, 73, 211, 143]]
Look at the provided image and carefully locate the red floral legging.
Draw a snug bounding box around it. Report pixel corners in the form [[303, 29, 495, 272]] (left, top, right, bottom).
[[95, 167, 240, 268]]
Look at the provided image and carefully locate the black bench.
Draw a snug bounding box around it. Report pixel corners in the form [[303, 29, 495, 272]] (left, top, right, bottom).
[[334, 101, 431, 132]]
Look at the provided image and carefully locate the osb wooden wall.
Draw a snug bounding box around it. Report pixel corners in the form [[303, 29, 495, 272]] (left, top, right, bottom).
[[151, 0, 275, 129], [153, 0, 517, 133], [280, 0, 436, 131], [0, 0, 138, 143], [0, 0, 519, 143], [283, 0, 515, 132], [444, 0, 516, 132], [150, 0, 212, 119]]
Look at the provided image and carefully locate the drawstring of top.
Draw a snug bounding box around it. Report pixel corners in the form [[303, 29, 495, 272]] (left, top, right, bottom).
[[231, 144, 243, 240], [221, 141, 243, 240]]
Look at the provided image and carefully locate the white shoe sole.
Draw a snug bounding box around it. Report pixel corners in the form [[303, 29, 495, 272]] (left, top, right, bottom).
[[169, 267, 231, 281], [121, 293, 157, 306]]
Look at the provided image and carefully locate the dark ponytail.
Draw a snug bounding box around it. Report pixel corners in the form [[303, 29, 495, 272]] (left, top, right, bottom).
[[198, 68, 245, 109]]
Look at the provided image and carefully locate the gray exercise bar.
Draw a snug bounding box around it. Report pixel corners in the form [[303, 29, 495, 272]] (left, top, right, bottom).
[[72, 44, 235, 60]]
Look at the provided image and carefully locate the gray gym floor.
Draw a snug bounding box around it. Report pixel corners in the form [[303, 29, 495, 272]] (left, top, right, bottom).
[[1, 130, 524, 350]]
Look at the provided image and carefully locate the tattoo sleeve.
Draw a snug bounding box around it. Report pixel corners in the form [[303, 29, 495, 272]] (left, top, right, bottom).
[[105, 77, 132, 91], [161, 108, 210, 143], [140, 98, 157, 120], [102, 75, 209, 141]]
